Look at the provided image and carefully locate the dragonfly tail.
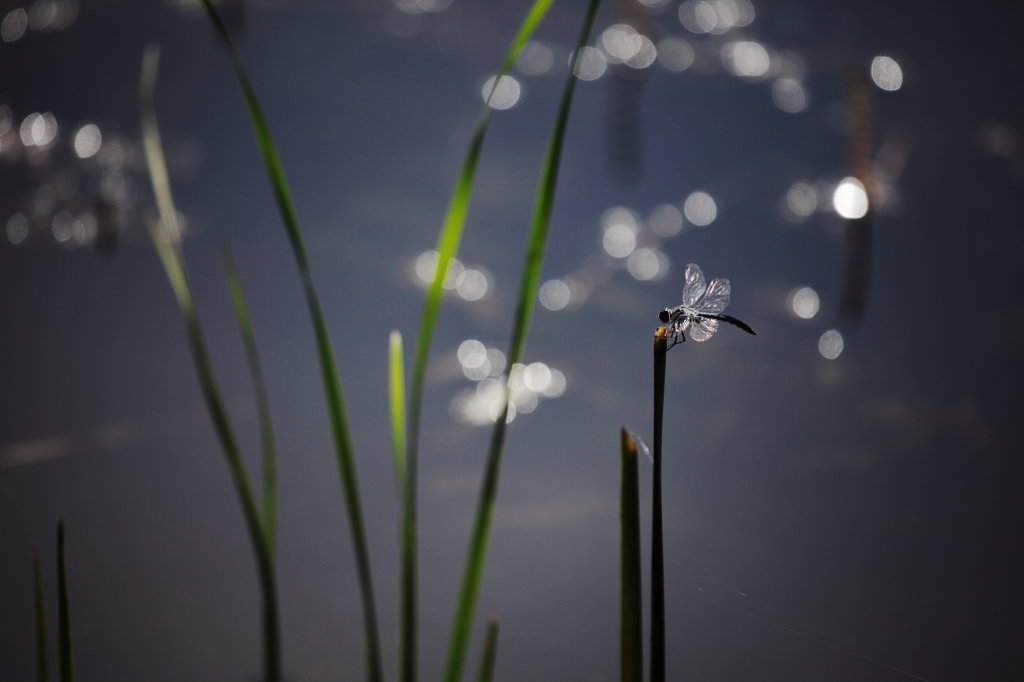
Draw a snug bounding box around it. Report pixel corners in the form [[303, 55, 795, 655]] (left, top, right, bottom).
[[702, 313, 756, 335]]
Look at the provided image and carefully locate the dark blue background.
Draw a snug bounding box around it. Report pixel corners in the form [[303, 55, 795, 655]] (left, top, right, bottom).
[[2, 1, 1022, 680]]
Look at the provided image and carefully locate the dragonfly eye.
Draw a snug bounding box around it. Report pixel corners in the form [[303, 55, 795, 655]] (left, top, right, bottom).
[[658, 309, 670, 323]]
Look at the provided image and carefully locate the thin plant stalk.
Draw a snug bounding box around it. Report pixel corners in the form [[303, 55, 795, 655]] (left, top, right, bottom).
[[224, 249, 278, 553], [56, 520, 73, 682], [404, 3, 555, 680], [389, 328, 417, 682], [474, 620, 500, 682], [195, 2, 383, 678], [620, 429, 643, 682], [140, 45, 282, 682], [442, 3, 603, 680], [32, 547, 48, 682], [651, 330, 669, 682], [389, 330, 407, 496]]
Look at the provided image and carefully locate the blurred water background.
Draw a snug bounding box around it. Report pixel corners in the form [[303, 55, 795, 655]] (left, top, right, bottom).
[[2, 1, 1022, 680]]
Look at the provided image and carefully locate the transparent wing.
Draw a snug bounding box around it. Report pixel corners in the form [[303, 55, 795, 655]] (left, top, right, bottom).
[[689, 316, 719, 342], [697, 277, 731, 314], [681, 263, 706, 307]]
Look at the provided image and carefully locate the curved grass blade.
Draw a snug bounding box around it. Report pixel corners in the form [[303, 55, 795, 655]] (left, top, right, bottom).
[[140, 45, 282, 682], [32, 547, 49, 682], [195, 3, 383, 679], [442, 3, 604, 680], [403, 3, 556, 680], [474, 620, 499, 682], [223, 248, 278, 552], [620, 429, 643, 682], [651, 330, 669, 682], [56, 520, 73, 682]]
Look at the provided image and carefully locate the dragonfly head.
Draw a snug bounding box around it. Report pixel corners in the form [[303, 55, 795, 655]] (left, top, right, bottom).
[[658, 308, 671, 323]]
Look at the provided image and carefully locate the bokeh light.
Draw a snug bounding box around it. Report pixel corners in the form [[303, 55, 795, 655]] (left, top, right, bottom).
[[456, 267, 490, 301], [516, 40, 555, 76], [481, 75, 522, 110], [393, 0, 452, 14], [772, 78, 808, 113], [832, 177, 869, 219], [722, 40, 771, 79], [539, 278, 571, 311], [818, 329, 844, 359], [789, 286, 820, 319], [678, 0, 753, 34], [450, 349, 567, 425], [413, 250, 466, 289], [20, 112, 58, 149], [784, 180, 818, 220], [6, 213, 29, 245], [1, 8, 28, 42], [573, 46, 607, 81], [656, 37, 694, 72], [72, 123, 102, 159], [601, 206, 639, 258], [600, 24, 643, 63], [627, 247, 668, 281], [870, 55, 903, 91], [649, 203, 683, 237], [683, 190, 717, 226]]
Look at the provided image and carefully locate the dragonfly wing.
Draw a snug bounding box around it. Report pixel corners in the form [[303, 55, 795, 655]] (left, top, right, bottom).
[[681, 263, 706, 308], [689, 316, 719, 342], [697, 277, 731, 314]]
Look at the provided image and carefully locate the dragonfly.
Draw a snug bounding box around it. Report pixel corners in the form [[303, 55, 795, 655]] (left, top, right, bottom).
[[658, 263, 756, 347]]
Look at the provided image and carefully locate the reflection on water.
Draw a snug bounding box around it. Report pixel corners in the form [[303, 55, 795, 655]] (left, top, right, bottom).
[[601, 206, 640, 258], [870, 55, 903, 92], [451, 357, 567, 426], [818, 328, 844, 359], [832, 176, 869, 219], [411, 249, 492, 302], [678, 0, 755, 35], [516, 40, 555, 77], [649, 202, 683, 236], [72, 123, 102, 159], [783, 180, 818, 221], [683, 189, 716, 226], [721, 40, 770, 79], [8, 0, 1024, 679], [656, 36, 695, 71], [480, 74, 522, 110], [771, 77, 808, 113], [451, 339, 567, 426], [789, 286, 820, 319]]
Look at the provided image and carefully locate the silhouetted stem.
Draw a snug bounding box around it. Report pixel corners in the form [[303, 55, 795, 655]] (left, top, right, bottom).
[[651, 332, 668, 682]]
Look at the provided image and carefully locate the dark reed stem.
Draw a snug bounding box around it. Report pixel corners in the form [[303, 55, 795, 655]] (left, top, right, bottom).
[[32, 547, 48, 682], [620, 429, 644, 682], [651, 332, 668, 682]]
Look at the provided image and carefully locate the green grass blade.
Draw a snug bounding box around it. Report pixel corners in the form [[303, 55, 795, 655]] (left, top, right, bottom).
[[140, 44, 282, 682], [474, 620, 499, 682], [402, 4, 555, 680], [442, 3, 603, 681], [32, 547, 49, 682], [620, 430, 643, 682], [651, 331, 669, 682], [389, 330, 407, 496], [223, 248, 278, 553], [56, 520, 73, 682], [390, 329, 416, 682], [407, 0, 555, 464], [195, 3, 383, 679]]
